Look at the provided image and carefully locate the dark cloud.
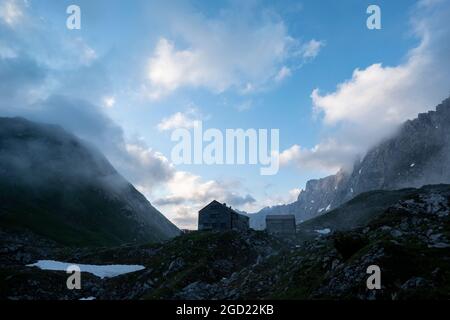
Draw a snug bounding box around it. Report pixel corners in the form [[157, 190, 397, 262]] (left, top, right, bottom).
[[155, 191, 256, 208], [154, 196, 186, 206], [224, 193, 256, 207], [0, 90, 174, 191]]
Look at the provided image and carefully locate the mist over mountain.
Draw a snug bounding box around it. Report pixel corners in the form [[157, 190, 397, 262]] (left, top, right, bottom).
[[249, 96, 450, 229], [0, 117, 180, 246]]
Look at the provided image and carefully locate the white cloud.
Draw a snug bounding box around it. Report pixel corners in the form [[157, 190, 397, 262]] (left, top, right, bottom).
[[247, 187, 301, 212], [280, 140, 359, 173], [235, 99, 253, 112], [287, 1, 450, 172], [288, 188, 301, 201], [300, 39, 325, 59], [121, 142, 175, 191], [265, 187, 301, 206], [0, 3, 98, 71], [81, 46, 97, 65], [164, 171, 222, 203], [275, 66, 291, 82], [69, 37, 97, 66], [125, 144, 171, 170], [102, 96, 116, 108], [311, 59, 429, 127], [0, 0, 24, 26], [147, 38, 200, 99], [146, 5, 322, 98], [279, 144, 301, 167], [157, 110, 199, 131]]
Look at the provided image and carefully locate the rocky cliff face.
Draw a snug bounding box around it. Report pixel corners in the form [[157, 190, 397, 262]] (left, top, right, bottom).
[[348, 97, 450, 193], [0, 117, 180, 246], [249, 97, 450, 229], [249, 171, 349, 229]]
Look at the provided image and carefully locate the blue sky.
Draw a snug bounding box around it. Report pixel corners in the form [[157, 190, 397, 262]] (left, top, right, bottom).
[[1, 0, 450, 228]]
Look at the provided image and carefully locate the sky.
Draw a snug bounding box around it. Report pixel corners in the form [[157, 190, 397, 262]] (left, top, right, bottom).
[[1, 0, 450, 229]]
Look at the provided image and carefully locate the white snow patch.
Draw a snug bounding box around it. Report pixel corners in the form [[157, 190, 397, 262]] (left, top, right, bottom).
[[80, 297, 96, 300], [318, 208, 325, 213], [358, 169, 362, 175], [315, 228, 331, 235], [410, 163, 415, 167], [27, 260, 145, 279], [325, 204, 331, 211], [311, 200, 315, 203], [350, 188, 354, 193]]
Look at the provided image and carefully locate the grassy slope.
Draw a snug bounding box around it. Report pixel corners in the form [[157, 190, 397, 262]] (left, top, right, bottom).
[[295, 186, 446, 239], [0, 117, 179, 247], [0, 181, 168, 247]]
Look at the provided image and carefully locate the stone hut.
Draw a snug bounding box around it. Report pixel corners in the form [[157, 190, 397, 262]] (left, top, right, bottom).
[[198, 200, 249, 231]]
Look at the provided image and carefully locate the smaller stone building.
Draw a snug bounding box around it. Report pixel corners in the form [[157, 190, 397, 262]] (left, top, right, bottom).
[[266, 215, 296, 236]]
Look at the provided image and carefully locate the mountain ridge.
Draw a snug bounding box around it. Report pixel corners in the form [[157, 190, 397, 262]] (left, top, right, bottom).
[[248, 96, 450, 229], [0, 116, 180, 246]]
